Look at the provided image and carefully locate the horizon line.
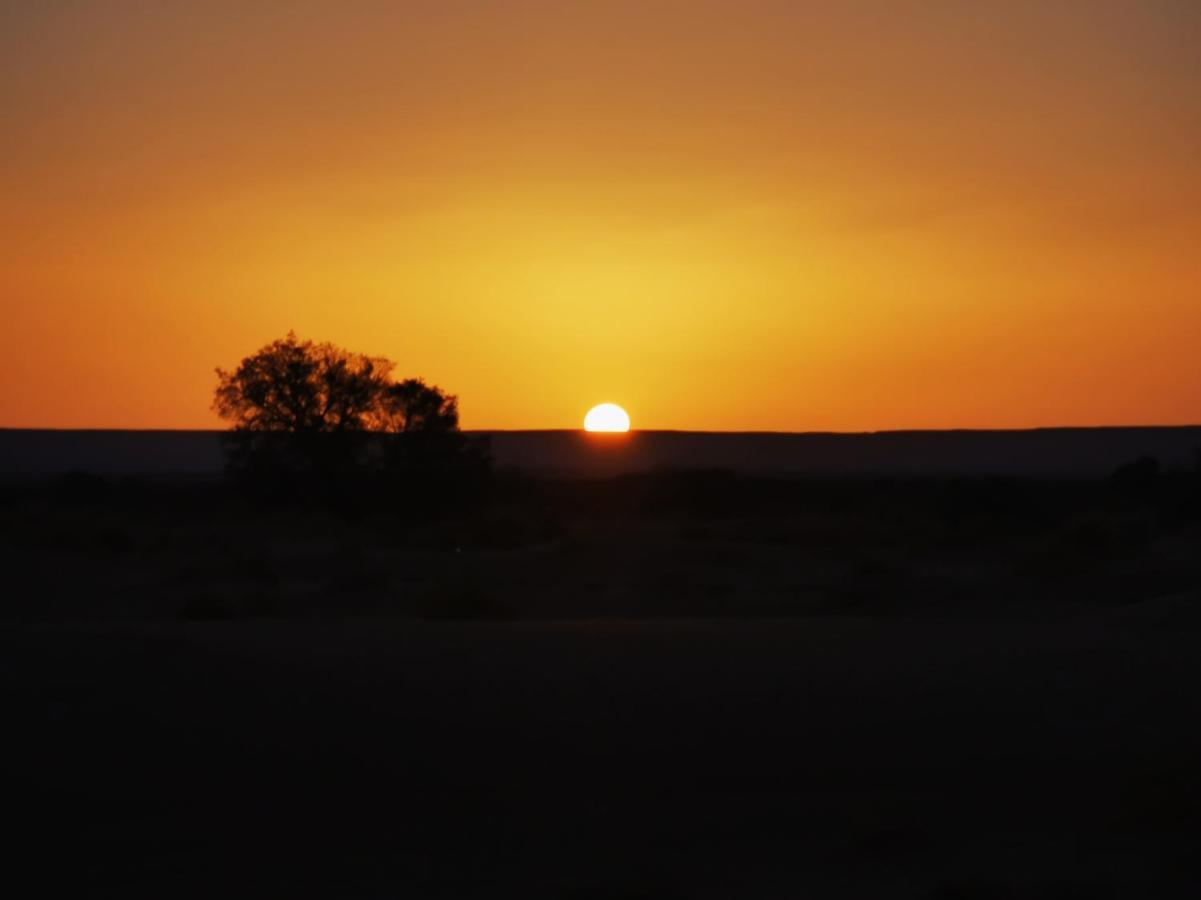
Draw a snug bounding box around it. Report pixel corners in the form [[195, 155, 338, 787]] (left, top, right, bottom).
[[3, 424, 1200, 436]]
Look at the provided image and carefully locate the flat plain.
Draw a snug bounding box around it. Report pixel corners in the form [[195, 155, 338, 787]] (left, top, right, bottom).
[[4, 432, 1201, 897]]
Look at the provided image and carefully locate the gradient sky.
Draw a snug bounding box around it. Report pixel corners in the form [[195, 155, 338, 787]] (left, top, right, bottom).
[[3, 1, 1199, 430]]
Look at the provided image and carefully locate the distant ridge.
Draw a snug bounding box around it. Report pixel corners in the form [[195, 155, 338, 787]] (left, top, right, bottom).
[[2, 427, 1199, 480]]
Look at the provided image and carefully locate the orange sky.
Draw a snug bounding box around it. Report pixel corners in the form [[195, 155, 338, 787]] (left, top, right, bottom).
[[2, 1, 1199, 430]]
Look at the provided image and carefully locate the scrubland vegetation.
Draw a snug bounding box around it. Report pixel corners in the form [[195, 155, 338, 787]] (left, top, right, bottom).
[[2, 463, 1199, 623]]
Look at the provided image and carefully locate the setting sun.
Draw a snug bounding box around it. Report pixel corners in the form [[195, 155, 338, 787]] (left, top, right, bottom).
[[584, 404, 631, 433]]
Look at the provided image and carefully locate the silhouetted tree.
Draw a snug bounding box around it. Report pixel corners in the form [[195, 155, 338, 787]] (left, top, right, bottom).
[[214, 333, 487, 503], [1110, 455, 1160, 495], [381, 378, 460, 433], [214, 333, 397, 434]]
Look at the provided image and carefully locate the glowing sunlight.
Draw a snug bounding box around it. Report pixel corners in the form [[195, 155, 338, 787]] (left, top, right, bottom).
[[584, 403, 631, 433]]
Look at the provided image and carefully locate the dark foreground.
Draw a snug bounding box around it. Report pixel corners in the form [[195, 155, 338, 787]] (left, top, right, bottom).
[[5, 468, 1201, 896], [8, 617, 1201, 898]]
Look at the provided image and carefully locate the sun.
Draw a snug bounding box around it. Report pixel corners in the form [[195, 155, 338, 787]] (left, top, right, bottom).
[[583, 403, 631, 432]]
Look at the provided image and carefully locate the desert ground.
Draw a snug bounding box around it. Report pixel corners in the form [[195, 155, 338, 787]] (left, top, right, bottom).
[[7, 614, 1201, 898], [4, 431, 1201, 897]]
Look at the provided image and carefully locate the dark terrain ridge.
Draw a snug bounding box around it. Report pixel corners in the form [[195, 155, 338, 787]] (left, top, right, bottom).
[[3, 425, 1201, 478], [4, 427, 1201, 896]]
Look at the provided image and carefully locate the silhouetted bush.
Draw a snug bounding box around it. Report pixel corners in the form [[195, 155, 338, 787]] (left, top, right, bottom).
[[51, 471, 111, 505], [1042, 510, 1155, 564], [418, 570, 509, 619], [1111, 455, 1160, 494], [178, 589, 276, 621]]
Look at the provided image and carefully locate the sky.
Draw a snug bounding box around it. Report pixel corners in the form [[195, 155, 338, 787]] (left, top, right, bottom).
[[2, 1, 1199, 431]]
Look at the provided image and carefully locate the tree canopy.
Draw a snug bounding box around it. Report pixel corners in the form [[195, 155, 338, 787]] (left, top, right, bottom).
[[213, 333, 458, 435]]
